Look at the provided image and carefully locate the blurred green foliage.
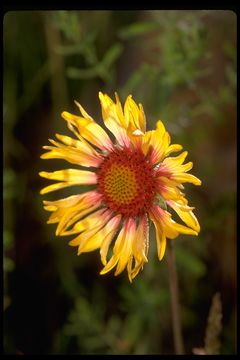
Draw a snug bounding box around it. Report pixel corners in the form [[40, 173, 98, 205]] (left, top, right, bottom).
[[3, 10, 236, 354]]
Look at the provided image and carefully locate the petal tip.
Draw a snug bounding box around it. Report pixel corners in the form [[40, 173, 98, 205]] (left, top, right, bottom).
[[74, 99, 80, 106], [99, 269, 107, 275]]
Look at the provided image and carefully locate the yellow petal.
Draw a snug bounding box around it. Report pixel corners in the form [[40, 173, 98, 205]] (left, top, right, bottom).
[[173, 173, 202, 185], [157, 209, 182, 239], [127, 256, 134, 283], [59, 205, 99, 236], [132, 216, 148, 263], [65, 208, 107, 236], [47, 136, 79, 150], [180, 162, 193, 172], [127, 215, 149, 281], [80, 214, 121, 254], [150, 213, 167, 261], [55, 133, 102, 159], [40, 181, 75, 195], [170, 220, 198, 236], [157, 177, 184, 201], [39, 169, 97, 194], [102, 113, 129, 147], [150, 206, 181, 241], [61, 110, 113, 151], [69, 213, 109, 248], [153, 206, 198, 238], [41, 149, 102, 168], [74, 100, 94, 121], [114, 92, 127, 128], [165, 144, 183, 156], [100, 215, 122, 265], [114, 219, 136, 276], [157, 230, 167, 261], [167, 200, 200, 232], [76, 212, 113, 253], [39, 169, 97, 182], [57, 204, 98, 236], [162, 151, 188, 168], [99, 92, 130, 146], [142, 121, 170, 164], [61, 111, 85, 124], [41, 139, 102, 167], [43, 193, 84, 211], [128, 260, 142, 282], [138, 103, 146, 133], [73, 223, 106, 250], [56, 191, 102, 236], [99, 92, 114, 113], [100, 218, 136, 276], [43, 191, 102, 235], [100, 255, 119, 275], [124, 95, 145, 132]]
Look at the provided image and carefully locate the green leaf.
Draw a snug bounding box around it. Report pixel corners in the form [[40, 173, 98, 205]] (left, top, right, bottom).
[[118, 21, 159, 39], [67, 43, 123, 81], [67, 67, 99, 79], [101, 43, 124, 68], [55, 32, 97, 56]]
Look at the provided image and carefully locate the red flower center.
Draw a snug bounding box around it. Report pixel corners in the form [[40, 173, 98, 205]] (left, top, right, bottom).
[[97, 147, 158, 217]]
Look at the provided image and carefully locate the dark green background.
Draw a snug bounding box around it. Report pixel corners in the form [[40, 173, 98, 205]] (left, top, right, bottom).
[[3, 10, 236, 354]]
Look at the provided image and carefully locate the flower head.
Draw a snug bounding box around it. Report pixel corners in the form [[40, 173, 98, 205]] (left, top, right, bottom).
[[39, 92, 201, 282]]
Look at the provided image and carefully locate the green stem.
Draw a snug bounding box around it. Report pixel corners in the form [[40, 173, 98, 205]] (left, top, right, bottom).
[[166, 240, 184, 355]]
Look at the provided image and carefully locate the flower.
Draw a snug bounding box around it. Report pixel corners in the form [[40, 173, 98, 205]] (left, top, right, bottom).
[[39, 92, 201, 282]]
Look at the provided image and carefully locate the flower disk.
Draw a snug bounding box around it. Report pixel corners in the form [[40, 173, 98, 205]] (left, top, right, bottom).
[[39, 92, 201, 282], [97, 148, 158, 217]]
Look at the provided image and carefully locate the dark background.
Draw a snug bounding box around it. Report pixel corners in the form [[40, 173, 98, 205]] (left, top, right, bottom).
[[3, 10, 236, 354]]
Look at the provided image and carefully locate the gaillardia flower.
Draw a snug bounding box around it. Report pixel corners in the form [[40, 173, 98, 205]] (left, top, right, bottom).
[[39, 93, 201, 282]]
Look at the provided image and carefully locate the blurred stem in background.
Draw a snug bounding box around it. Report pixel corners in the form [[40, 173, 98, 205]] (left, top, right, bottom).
[[43, 12, 69, 114], [167, 240, 184, 354]]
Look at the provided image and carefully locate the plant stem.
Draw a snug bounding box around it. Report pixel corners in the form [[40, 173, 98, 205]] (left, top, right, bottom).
[[166, 240, 184, 354]]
